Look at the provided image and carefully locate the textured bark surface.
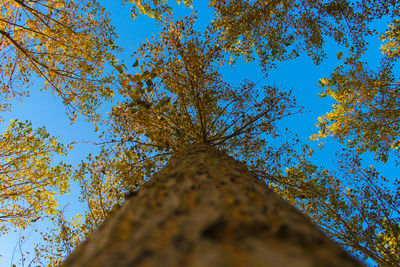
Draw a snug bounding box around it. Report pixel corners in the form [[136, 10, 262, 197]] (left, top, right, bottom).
[[63, 144, 363, 267]]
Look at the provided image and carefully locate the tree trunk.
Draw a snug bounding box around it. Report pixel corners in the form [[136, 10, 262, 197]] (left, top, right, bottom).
[[62, 144, 362, 267]]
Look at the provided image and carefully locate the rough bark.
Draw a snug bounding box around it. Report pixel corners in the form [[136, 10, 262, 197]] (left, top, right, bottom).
[[62, 144, 363, 267]]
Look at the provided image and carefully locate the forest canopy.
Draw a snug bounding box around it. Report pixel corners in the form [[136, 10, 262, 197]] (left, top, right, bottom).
[[0, 0, 399, 266]]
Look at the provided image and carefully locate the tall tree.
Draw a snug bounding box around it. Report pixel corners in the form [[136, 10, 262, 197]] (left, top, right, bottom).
[[62, 143, 362, 267], [96, 4, 400, 265], [36, 15, 398, 266], [3, 1, 399, 266], [85, 15, 301, 236], [34, 16, 304, 265]]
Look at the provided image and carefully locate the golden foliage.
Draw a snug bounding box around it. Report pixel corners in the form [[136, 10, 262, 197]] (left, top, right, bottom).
[[0, 119, 70, 233], [0, 0, 117, 120]]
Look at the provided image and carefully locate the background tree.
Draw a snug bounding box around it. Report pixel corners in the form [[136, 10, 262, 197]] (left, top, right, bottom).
[[0, 0, 117, 120], [274, 150, 400, 265], [0, 0, 116, 234], [124, 0, 387, 67], [0, 0, 117, 260], [0, 119, 70, 233], [314, 39, 400, 163]]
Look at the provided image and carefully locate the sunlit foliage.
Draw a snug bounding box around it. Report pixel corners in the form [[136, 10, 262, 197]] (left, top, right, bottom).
[[0, 119, 70, 233], [123, 0, 388, 69], [0, 0, 117, 120], [313, 26, 400, 163], [313, 56, 400, 163], [273, 150, 400, 265]]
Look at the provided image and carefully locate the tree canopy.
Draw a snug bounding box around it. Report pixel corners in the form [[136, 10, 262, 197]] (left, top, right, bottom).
[[0, 119, 70, 233], [0, 0, 117, 120], [0, 0, 399, 266]]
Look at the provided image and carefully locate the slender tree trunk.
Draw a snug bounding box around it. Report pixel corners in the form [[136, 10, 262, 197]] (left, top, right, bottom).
[[63, 144, 362, 267]]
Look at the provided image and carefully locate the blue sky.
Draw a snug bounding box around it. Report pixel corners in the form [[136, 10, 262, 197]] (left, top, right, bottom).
[[0, 1, 397, 266]]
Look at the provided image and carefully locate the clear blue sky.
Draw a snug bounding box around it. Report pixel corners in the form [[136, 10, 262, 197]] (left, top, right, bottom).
[[0, 1, 396, 266]]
